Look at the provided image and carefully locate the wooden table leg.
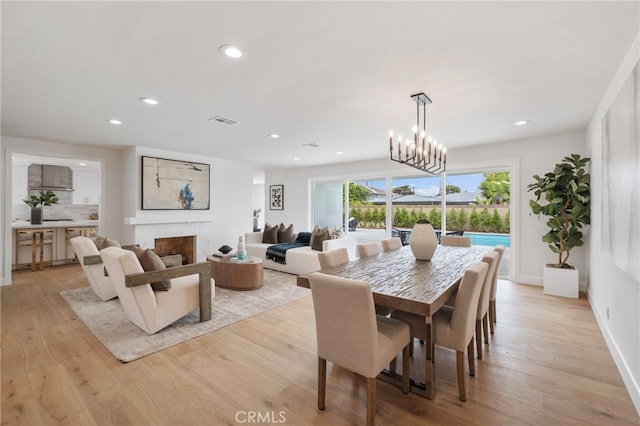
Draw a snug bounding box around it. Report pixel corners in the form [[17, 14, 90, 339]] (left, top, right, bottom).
[[425, 322, 435, 399]]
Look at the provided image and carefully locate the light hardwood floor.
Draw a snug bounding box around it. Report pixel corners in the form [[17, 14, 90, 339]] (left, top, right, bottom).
[[2, 264, 639, 425]]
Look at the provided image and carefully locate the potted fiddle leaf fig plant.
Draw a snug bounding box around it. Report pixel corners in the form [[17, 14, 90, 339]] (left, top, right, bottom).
[[527, 154, 590, 298], [23, 190, 59, 224]]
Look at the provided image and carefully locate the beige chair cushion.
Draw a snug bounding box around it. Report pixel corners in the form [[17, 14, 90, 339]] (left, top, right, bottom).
[[70, 236, 117, 301], [357, 242, 380, 258], [318, 248, 349, 269], [381, 238, 402, 251], [309, 272, 409, 379], [477, 251, 500, 320], [433, 262, 488, 352], [440, 235, 472, 247], [489, 245, 505, 301]]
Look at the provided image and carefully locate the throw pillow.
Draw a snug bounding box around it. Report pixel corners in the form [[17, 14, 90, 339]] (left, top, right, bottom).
[[330, 227, 344, 239], [130, 246, 171, 291], [94, 235, 121, 250], [309, 225, 328, 249], [311, 228, 330, 251], [262, 223, 279, 244], [295, 232, 312, 245], [278, 223, 294, 243]]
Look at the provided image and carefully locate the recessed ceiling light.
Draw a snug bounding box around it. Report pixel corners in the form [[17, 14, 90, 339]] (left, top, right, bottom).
[[219, 44, 243, 58], [108, 119, 122, 125], [269, 133, 280, 139], [139, 97, 158, 105], [294, 157, 300, 161], [336, 151, 344, 155], [79, 162, 87, 166], [514, 120, 528, 126]]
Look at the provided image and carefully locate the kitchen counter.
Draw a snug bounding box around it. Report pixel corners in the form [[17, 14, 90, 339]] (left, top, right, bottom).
[[12, 220, 99, 229]]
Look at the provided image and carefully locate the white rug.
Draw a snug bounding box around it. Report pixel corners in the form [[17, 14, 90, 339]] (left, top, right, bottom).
[[60, 270, 310, 362]]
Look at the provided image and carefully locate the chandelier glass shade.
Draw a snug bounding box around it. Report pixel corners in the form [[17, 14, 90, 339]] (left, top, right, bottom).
[[389, 92, 446, 175]]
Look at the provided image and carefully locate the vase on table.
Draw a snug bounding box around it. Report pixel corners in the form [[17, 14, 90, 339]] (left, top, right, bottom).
[[30, 207, 43, 225], [237, 235, 246, 260], [409, 220, 437, 260]]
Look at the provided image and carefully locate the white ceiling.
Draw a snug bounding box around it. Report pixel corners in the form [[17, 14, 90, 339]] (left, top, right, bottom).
[[2, 2, 638, 169]]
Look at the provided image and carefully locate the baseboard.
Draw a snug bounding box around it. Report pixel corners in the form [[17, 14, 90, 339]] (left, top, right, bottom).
[[589, 292, 640, 417]]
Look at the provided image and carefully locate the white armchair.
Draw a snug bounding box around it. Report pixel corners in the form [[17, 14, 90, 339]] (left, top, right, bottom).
[[70, 236, 117, 301], [100, 246, 214, 335]]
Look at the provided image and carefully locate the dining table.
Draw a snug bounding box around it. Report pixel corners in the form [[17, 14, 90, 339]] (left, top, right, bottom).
[[297, 243, 494, 399]]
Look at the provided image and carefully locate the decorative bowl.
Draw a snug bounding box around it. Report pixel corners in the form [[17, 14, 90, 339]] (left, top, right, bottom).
[[218, 245, 233, 254]]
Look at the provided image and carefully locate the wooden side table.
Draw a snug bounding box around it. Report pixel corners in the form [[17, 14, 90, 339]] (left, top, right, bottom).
[[207, 255, 264, 290]]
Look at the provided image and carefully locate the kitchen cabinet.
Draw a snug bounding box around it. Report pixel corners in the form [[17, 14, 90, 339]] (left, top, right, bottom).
[[73, 169, 100, 204]]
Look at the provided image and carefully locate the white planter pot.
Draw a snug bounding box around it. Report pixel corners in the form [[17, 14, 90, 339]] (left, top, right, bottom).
[[543, 264, 579, 298]]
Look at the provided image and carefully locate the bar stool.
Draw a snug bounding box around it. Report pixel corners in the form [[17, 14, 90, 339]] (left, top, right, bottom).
[[65, 227, 97, 263], [16, 229, 54, 271]]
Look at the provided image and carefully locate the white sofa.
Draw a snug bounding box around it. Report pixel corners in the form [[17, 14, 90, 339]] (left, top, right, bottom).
[[244, 231, 357, 275]]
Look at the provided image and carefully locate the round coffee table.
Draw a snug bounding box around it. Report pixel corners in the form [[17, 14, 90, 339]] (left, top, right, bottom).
[[207, 255, 264, 290]]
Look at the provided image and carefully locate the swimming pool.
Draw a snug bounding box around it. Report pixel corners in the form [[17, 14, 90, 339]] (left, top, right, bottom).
[[466, 232, 511, 248]]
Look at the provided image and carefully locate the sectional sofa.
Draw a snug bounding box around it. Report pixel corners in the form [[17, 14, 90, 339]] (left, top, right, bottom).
[[244, 231, 356, 275]]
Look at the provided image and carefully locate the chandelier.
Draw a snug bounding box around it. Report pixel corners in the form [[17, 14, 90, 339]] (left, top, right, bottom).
[[389, 92, 446, 175]]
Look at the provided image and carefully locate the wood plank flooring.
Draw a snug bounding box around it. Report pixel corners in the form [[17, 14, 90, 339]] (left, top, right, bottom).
[[2, 264, 639, 425]]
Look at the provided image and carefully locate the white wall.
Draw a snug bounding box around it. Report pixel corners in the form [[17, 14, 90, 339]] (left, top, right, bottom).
[[265, 129, 588, 287], [586, 32, 640, 415]]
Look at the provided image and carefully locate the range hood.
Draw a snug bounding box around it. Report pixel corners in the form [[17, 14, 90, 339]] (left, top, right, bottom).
[[28, 164, 74, 191]]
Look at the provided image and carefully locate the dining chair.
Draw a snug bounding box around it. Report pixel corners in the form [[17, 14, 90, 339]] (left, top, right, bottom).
[[357, 242, 380, 258], [317, 248, 349, 269], [381, 237, 402, 251], [489, 245, 505, 333], [309, 272, 410, 426], [474, 251, 500, 359], [440, 235, 472, 247], [432, 261, 488, 401]]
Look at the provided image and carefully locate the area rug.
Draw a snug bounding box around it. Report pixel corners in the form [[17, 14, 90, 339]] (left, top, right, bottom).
[[60, 270, 310, 362]]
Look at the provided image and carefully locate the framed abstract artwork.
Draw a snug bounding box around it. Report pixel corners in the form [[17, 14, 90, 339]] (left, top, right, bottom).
[[141, 156, 210, 210], [270, 185, 284, 210]]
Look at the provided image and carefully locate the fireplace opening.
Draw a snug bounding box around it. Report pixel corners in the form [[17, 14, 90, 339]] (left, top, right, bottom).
[[154, 235, 196, 265]]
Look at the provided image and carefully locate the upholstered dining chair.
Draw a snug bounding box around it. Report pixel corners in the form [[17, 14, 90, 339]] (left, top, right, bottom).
[[432, 262, 488, 401], [489, 245, 505, 333], [69, 236, 117, 301], [357, 242, 380, 258], [317, 248, 350, 269], [308, 272, 410, 426], [381, 237, 402, 252], [473, 251, 500, 359], [391, 262, 488, 401], [440, 235, 472, 247], [100, 246, 214, 335]]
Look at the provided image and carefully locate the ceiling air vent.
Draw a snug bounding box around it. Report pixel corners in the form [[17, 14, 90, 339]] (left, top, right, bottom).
[[302, 142, 323, 148], [208, 115, 239, 125]]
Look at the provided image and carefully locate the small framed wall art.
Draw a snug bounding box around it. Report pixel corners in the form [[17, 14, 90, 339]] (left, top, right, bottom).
[[141, 156, 210, 210], [269, 185, 284, 210]]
